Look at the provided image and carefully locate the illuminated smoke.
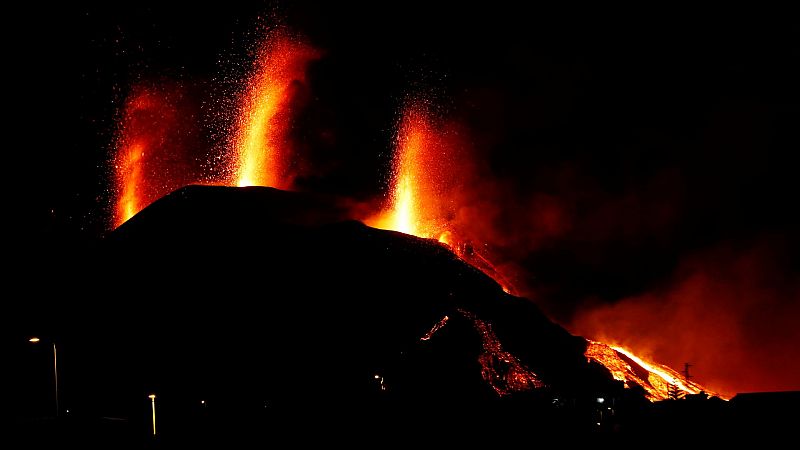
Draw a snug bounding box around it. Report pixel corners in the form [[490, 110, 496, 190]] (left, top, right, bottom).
[[573, 242, 800, 397]]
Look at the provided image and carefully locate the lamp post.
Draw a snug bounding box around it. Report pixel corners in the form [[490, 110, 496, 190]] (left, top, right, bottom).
[[29, 337, 59, 417], [148, 394, 157, 436]]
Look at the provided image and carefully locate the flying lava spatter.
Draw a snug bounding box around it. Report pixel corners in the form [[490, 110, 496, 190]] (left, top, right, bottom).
[[231, 29, 319, 189], [112, 30, 318, 228], [369, 102, 444, 237], [109, 24, 729, 401], [373, 100, 727, 401], [113, 91, 155, 227], [113, 86, 200, 228]]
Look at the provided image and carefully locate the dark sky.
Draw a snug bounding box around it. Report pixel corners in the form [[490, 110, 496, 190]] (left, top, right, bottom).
[[5, 2, 799, 393]]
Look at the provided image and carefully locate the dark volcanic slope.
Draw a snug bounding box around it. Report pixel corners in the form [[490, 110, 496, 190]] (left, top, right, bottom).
[[30, 186, 630, 440]]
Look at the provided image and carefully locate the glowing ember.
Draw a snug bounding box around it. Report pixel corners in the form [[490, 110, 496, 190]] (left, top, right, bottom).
[[112, 86, 198, 228], [368, 102, 442, 237], [369, 102, 724, 401], [116, 141, 145, 226], [420, 315, 450, 341], [231, 29, 318, 189], [113, 89, 157, 227], [585, 340, 727, 401], [367, 102, 518, 294], [459, 309, 546, 396]]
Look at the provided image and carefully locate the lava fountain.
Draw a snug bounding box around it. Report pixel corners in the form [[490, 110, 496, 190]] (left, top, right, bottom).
[[112, 85, 200, 228], [231, 29, 319, 188], [368, 102, 447, 237], [370, 100, 727, 401], [368, 101, 518, 294]]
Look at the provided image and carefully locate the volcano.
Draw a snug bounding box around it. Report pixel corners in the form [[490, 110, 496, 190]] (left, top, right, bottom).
[[104, 185, 607, 399], [19, 185, 741, 446]]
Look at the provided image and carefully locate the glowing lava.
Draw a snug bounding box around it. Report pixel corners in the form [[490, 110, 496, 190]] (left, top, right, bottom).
[[585, 340, 727, 401], [419, 312, 545, 396], [368, 101, 729, 399], [369, 103, 443, 237], [111, 30, 318, 228], [460, 309, 546, 396], [420, 315, 449, 341], [232, 30, 318, 188], [367, 102, 518, 294], [116, 141, 145, 226], [113, 87, 194, 228], [113, 90, 157, 227]]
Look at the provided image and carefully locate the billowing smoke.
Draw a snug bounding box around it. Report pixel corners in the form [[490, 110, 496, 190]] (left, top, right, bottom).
[[570, 240, 800, 396]]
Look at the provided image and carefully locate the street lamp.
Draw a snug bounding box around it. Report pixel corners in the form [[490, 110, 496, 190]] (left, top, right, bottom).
[[29, 337, 59, 417], [148, 394, 157, 436]]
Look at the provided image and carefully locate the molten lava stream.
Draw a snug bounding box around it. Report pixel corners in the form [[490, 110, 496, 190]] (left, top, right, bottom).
[[584, 340, 728, 401], [231, 30, 318, 189]]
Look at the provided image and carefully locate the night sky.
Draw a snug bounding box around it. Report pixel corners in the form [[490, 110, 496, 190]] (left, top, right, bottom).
[[6, 2, 799, 394]]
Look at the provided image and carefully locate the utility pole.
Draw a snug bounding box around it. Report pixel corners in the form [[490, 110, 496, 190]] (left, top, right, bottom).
[[683, 363, 692, 381]]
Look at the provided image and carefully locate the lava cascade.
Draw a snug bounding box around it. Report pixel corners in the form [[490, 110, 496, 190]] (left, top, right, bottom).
[[585, 341, 727, 401]]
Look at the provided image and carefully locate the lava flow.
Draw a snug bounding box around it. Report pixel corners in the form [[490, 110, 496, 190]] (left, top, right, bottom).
[[460, 309, 546, 396], [371, 101, 729, 401], [420, 312, 545, 396], [585, 340, 727, 401], [231, 29, 319, 189]]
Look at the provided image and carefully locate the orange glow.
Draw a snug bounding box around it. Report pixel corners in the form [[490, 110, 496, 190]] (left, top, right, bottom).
[[366, 102, 519, 294], [112, 88, 166, 228], [585, 340, 728, 401], [421, 310, 544, 396], [366, 102, 733, 399], [117, 141, 145, 225], [420, 315, 449, 341], [112, 85, 204, 228], [460, 309, 545, 396], [368, 104, 442, 237], [111, 30, 318, 228], [231, 30, 318, 189]]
